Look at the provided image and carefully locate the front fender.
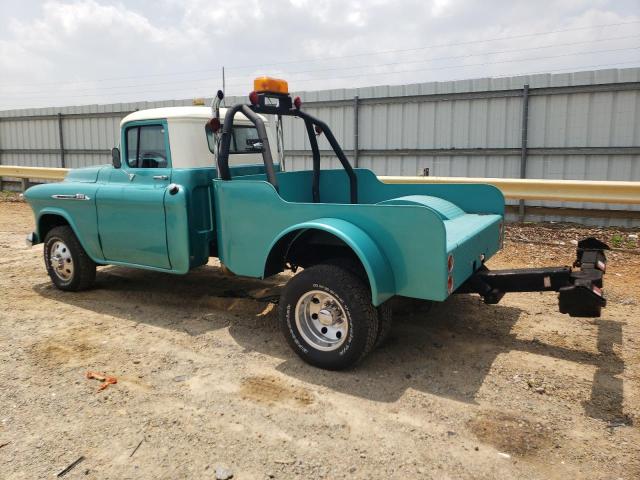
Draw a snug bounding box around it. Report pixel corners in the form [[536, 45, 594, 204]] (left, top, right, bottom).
[[24, 182, 103, 261], [266, 218, 395, 306], [35, 207, 104, 262]]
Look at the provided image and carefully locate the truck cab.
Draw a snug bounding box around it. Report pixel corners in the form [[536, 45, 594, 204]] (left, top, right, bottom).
[[26, 106, 279, 274], [23, 77, 608, 370]]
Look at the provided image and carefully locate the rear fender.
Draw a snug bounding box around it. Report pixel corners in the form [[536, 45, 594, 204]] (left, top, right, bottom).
[[266, 218, 395, 306]]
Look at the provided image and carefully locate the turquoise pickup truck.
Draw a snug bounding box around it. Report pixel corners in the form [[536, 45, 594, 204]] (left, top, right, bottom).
[[24, 77, 608, 370]]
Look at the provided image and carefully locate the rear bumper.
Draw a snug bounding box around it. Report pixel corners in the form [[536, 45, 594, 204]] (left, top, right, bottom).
[[25, 231, 38, 247]]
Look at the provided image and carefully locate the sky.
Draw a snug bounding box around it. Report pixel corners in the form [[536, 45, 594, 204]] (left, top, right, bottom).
[[0, 0, 639, 110]]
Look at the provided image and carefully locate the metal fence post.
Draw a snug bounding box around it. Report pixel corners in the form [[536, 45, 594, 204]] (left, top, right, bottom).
[[0, 117, 3, 191], [518, 84, 530, 222], [57, 113, 65, 168], [353, 95, 359, 168]]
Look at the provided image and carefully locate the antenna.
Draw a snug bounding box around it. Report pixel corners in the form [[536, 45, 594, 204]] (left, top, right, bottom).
[[222, 66, 226, 105]]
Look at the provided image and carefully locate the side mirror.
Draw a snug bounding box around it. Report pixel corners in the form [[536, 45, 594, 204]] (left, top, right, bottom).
[[111, 147, 121, 169]]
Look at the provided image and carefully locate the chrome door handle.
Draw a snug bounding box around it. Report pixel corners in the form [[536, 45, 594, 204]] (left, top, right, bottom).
[[153, 175, 169, 180]]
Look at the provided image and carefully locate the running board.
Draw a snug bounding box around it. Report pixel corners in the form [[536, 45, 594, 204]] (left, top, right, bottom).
[[457, 237, 609, 318]]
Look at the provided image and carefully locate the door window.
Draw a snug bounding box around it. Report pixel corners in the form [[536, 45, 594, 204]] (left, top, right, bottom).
[[126, 124, 169, 168]]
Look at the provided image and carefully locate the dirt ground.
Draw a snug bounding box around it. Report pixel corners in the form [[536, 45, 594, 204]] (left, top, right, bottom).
[[1, 199, 639, 479]]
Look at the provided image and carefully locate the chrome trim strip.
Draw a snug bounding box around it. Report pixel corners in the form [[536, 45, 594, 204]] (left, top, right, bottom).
[[51, 193, 91, 200]]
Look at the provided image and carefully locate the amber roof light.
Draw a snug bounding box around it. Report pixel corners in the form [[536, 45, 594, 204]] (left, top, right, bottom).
[[253, 76, 289, 94]]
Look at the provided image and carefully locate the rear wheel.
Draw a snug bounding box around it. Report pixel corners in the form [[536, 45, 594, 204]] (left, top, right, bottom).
[[326, 257, 393, 348], [278, 264, 379, 370], [44, 226, 96, 291]]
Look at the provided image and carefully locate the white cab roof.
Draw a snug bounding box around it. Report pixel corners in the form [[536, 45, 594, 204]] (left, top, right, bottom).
[[120, 106, 266, 126]]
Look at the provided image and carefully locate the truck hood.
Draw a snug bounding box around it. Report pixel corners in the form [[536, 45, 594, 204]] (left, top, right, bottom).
[[64, 165, 108, 183]]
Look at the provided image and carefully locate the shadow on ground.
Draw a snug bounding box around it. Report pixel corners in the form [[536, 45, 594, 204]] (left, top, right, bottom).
[[34, 263, 629, 423]]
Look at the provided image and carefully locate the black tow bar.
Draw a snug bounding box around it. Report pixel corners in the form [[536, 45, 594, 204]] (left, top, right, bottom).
[[458, 238, 609, 318]]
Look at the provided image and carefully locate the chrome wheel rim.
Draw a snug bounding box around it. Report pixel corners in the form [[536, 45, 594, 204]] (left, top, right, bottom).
[[49, 240, 74, 281], [295, 290, 349, 351]]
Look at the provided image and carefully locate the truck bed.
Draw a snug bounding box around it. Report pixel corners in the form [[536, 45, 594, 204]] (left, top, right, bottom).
[[213, 168, 505, 304]]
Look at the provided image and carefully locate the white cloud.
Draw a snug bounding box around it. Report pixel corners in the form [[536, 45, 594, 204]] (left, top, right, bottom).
[[0, 0, 638, 109], [431, 0, 454, 17]]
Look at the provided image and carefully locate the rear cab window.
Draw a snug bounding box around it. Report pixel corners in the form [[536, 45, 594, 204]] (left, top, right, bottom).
[[206, 125, 263, 155]]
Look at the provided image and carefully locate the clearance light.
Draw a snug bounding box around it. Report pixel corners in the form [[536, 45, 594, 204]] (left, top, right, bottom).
[[207, 117, 221, 133], [254, 76, 289, 94]]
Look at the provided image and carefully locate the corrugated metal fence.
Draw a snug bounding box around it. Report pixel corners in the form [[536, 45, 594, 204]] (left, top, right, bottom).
[[1, 67, 639, 226]]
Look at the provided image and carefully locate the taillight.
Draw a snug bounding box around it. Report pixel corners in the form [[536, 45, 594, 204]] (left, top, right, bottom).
[[249, 90, 259, 105], [592, 285, 603, 297], [597, 260, 606, 272], [447, 254, 454, 272], [447, 275, 454, 293], [293, 96, 302, 109]]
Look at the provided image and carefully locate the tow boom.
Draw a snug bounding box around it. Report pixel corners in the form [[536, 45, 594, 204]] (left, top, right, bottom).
[[458, 238, 609, 317]]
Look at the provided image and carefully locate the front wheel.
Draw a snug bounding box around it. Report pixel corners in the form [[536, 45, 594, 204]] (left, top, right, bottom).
[[44, 226, 96, 291], [278, 264, 379, 370]]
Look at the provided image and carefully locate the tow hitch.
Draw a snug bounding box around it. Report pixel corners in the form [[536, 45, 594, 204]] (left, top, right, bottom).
[[458, 238, 609, 318]]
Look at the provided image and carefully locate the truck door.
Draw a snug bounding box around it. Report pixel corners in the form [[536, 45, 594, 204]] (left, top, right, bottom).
[[96, 121, 172, 269]]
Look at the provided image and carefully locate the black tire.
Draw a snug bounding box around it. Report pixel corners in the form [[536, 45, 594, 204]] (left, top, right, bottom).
[[326, 257, 393, 349], [375, 300, 393, 348], [278, 264, 379, 370], [44, 225, 96, 291]]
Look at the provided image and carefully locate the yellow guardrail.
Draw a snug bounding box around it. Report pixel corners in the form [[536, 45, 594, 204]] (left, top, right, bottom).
[[0, 165, 70, 181], [380, 176, 640, 205], [1, 165, 639, 204]]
